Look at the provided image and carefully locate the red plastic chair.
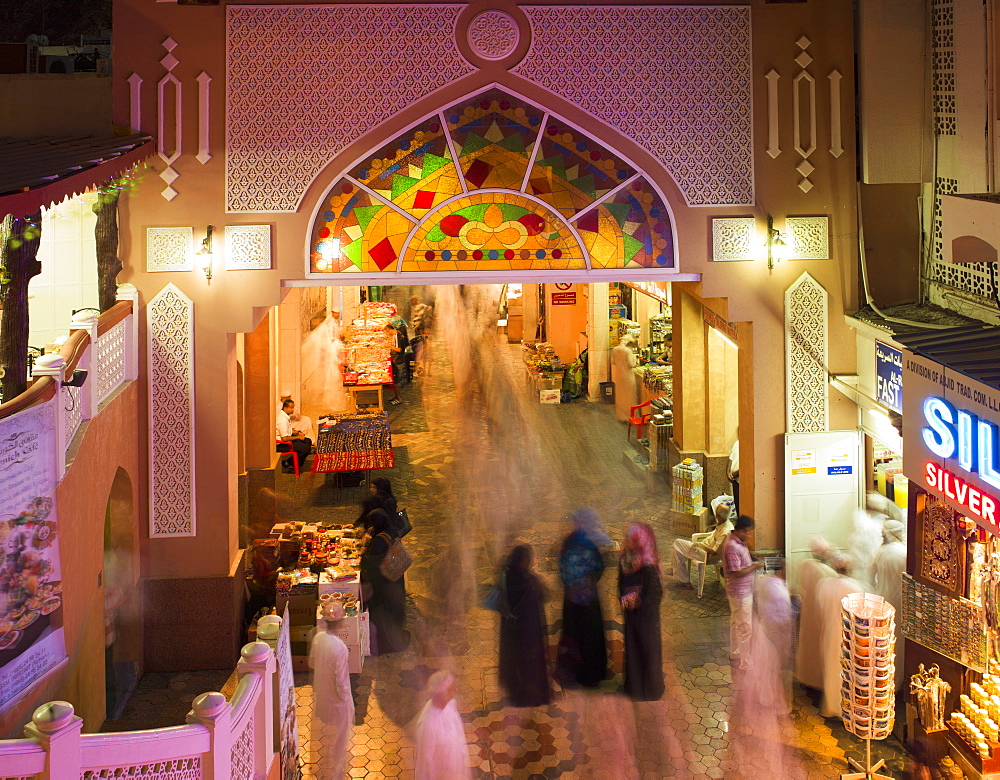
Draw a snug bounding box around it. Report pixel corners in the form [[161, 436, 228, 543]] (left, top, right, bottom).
[[275, 439, 300, 478], [627, 401, 653, 441]]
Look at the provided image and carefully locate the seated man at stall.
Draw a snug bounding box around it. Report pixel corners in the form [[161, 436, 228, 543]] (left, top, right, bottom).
[[276, 398, 312, 473], [670, 496, 735, 587]]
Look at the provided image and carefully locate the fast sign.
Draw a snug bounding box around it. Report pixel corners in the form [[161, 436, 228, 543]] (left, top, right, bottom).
[[875, 341, 902, 413]]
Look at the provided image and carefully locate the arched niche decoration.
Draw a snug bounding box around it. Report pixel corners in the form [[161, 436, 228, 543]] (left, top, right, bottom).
[[307, 87, 677, 276]]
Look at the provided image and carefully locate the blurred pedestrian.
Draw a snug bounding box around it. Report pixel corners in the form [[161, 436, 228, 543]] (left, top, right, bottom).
[[872, 519, 906, 690], [619, 523, 664, 701], [722, 515, 764, 670], [498, 544, 552, 707], [360, 509, 409, 655], [556, 508, 609, 688], [794, 537, 837, 689], [816, 552, 863, 717], [752, 560, 793, 709], [414, 671, 472, 779], [309, 601, 355, 779]]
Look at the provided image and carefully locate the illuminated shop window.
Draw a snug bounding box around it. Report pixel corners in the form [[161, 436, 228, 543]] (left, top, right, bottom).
[[309, 88, 676, 273]]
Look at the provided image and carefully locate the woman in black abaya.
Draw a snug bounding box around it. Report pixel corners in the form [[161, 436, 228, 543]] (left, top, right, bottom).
[[556, 508, 609, 688], [618, 523, 664, 701], [498, 544, 552, 707], [360, 509, 409, 655]]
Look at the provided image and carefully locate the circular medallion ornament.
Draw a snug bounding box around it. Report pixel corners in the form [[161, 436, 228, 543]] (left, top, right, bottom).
[[467, 10, 519, 61]]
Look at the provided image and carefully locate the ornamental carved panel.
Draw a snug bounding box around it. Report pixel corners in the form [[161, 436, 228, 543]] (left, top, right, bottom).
[[225, 5, 475, 213], [147, 284, 195, 538], [224, 225, 271, 270], [712, 217, 756, 262], [786, 216, 830, 260], [784, 272, 829, 433], [146, 227, 193, 272], [513, 6, 753, 206]]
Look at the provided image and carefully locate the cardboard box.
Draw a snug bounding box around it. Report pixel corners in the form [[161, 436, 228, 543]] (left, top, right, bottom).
[[539, 389, 561, 404], [276, 593, 318, 627], [669, 506, 710, 537]]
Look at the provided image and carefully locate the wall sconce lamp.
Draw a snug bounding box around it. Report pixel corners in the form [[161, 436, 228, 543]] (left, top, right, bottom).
[[197, 225, 214, 282], [766, 215, 788, 271]]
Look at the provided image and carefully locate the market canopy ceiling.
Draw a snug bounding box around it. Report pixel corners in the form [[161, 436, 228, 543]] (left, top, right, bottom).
[[310, 88, 676, 275], [0, 134, 153, 218]]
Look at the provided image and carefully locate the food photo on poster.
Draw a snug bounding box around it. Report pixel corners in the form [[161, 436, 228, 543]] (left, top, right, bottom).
[[0, 401, 66, 709]]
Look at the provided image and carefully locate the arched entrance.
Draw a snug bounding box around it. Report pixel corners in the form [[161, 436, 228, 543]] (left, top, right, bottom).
[[103, 467, 139, 719], [306, 87, 678, 277]]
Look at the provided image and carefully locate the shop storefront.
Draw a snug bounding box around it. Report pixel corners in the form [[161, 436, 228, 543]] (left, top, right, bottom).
[[898, 327, 1000, 775]]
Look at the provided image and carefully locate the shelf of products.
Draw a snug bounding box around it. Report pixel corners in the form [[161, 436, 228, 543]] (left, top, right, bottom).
[[902, 573, 987, 671]]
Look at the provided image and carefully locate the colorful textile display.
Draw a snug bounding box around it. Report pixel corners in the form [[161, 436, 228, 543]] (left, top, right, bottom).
[[312, 412, 394, 473]]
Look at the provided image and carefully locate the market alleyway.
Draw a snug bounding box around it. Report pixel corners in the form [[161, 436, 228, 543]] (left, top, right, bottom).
[[104, 286, 911, 778]]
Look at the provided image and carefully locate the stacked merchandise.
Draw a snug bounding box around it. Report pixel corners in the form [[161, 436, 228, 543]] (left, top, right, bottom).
[[840, 593, 895, 741], [642, 365, 672, 398], [672, 459, 703, 513], [345, 301, 396, 385], [312, 411, 394, 472], [609, 319, 641, 347]]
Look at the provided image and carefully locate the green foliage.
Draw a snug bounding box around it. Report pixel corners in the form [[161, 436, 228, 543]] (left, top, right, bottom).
[[96, 163, 152, 207]]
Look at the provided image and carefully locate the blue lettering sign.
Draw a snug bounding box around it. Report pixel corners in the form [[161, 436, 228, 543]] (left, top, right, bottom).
[[875, 341, 903, 413], [922, 395, 1000, 492]]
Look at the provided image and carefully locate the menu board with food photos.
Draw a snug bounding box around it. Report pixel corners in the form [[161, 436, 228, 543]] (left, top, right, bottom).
[[0, 400, 67, 710]]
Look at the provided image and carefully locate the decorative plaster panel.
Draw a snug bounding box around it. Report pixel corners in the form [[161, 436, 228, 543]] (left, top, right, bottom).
[[147, 284, 195, 538], [84, 759, 202, 780], [712, 217, 756, 262], [467, 11, 519, 61], [95, 319, 127, 403], [786, 216, 829, 260], [146, 227, 193, 272], [785, 273, 829, 433], [225, 225, 272, 270], [225, 5, 475, 213], [513, 6, 753, 206]]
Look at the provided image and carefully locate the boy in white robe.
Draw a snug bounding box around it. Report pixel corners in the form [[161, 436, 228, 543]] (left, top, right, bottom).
[[309, 601, 355, 779]]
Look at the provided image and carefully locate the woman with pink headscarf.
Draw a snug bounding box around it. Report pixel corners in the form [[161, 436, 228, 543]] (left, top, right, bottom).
[[619, 523, 664, 700]]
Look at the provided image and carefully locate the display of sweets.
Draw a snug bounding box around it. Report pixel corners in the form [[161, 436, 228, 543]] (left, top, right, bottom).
[[358, 301, 397, 322], [840, 593, 896, 741], [950, 712, 993, 757], [672, 459, 703, 514]]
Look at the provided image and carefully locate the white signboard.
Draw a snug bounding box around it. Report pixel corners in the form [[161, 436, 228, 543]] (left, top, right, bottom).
[[276, 606, 301, 780], [0, 401, 67, 709]]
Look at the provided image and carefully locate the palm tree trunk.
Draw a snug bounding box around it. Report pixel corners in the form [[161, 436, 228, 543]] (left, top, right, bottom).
[[94, 190, 121, 312], [0, 211, 43, 401]]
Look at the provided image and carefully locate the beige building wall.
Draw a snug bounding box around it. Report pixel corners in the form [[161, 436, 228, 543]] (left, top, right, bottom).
[[110, 0, 861, 631]]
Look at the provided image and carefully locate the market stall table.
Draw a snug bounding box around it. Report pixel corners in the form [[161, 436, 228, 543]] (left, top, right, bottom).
[[311, 411, 394, 473]]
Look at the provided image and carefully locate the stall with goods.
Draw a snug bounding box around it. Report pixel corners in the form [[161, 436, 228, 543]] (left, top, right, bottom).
[[261, 522, 370, 672], [522, 342, 568, 401]]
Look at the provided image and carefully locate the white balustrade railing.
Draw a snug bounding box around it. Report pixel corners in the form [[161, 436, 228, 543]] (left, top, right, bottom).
[[0, 639, 283, 780], [20, 284, 139, 476], [94, 319, 128, 405]]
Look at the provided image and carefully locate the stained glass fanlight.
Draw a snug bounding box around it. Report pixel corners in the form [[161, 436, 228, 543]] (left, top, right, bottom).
[[309, 88, 676, 273]]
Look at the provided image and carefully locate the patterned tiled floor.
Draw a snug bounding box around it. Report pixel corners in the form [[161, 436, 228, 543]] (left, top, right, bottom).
[[284, 286, 911, 778], [101, 285, 912, 777]]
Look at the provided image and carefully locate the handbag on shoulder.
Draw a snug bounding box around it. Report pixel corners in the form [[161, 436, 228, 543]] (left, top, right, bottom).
[[377, 532, 413, 581], [396, 508, 413, 537]]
